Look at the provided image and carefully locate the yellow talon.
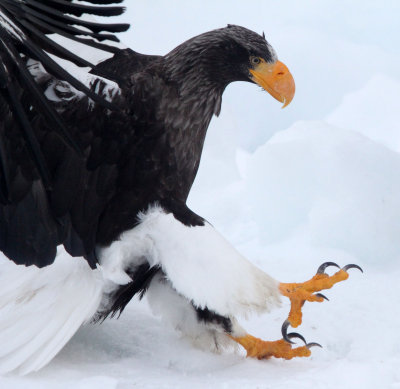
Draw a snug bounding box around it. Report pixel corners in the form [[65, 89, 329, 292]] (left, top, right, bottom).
[[230, 262, 362, 361], [231, 334, 311, 360], [279, 262, 362, 327]]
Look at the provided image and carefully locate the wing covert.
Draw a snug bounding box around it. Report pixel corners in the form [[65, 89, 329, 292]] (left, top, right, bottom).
[[0, 0, 131, 267]]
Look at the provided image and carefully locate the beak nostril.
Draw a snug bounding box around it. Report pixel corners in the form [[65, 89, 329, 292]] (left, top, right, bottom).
[[277, 72, 285, 76]]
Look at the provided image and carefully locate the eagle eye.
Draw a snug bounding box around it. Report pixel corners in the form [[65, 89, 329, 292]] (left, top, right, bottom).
[[250, 56, 261, 65]]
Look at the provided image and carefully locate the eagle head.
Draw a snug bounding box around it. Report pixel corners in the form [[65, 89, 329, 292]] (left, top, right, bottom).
[[164, 24, 295, 108]]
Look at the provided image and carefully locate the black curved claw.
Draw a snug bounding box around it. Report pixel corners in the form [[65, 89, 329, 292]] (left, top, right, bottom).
[[306, 342, 323, 349], [342, 264, 363, 273], [315, 293, 329, 301], [281, 319, 295, 344], [287, 332, 307, 345], [317, 261, 340, 274], [282, 319, 321, 348]]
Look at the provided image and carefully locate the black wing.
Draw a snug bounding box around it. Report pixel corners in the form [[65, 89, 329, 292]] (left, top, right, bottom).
[[91, 48, 160, 84], [0, 0, 159, 268], [0, 0, 129, 192]]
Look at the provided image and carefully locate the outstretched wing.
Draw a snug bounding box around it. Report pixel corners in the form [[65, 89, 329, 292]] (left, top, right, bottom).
[[0, 0, 145, 268], [0, 0, 129, 188]]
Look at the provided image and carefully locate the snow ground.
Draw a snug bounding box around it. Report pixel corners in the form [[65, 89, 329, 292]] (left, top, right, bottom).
[[1, 0, 400, 387]]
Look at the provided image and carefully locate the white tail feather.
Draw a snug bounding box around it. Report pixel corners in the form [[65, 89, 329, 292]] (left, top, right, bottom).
[[0, 248, 103, 375]]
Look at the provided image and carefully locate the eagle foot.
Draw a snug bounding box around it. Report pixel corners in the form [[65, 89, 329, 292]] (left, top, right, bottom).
[[279, 262, 363, 327], [231, 330, 320, 360]]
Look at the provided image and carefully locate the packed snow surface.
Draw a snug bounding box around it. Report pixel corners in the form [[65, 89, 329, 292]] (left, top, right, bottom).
[[1, 0, 400, 387]]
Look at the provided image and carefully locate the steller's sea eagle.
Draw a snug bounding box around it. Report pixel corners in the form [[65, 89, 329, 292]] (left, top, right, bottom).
[[0, 0, 362, 375]]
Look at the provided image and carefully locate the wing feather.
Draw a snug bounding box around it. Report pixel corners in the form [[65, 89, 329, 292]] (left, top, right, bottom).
[[0, 0, 167, 374], [0, 249, 102, 375], [0, 0, 132, 267]]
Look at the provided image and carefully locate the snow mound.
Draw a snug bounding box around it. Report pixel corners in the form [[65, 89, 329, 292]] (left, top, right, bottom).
[[326, 74, 400, 152], [243, 120, 400, 264]]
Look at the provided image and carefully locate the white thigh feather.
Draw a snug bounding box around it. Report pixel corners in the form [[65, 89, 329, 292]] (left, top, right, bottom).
[[146, 272, 240, 351], [100, 205, 281, 319]]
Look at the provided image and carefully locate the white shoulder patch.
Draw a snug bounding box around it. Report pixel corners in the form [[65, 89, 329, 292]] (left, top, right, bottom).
[[99, 205, 280, 318], [0, 248, 102, 375], [26, 58, 121, 106]]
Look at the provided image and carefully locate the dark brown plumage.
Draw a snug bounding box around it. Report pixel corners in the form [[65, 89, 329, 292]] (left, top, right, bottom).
[[0, 1, 280, 270]]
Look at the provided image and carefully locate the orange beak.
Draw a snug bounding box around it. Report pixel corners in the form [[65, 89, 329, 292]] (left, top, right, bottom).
[[249, 60, 295, 108]]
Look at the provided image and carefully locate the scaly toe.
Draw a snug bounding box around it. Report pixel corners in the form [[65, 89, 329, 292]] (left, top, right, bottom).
[[232, 334, 313, 360], [279, 261, 363, 327]]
